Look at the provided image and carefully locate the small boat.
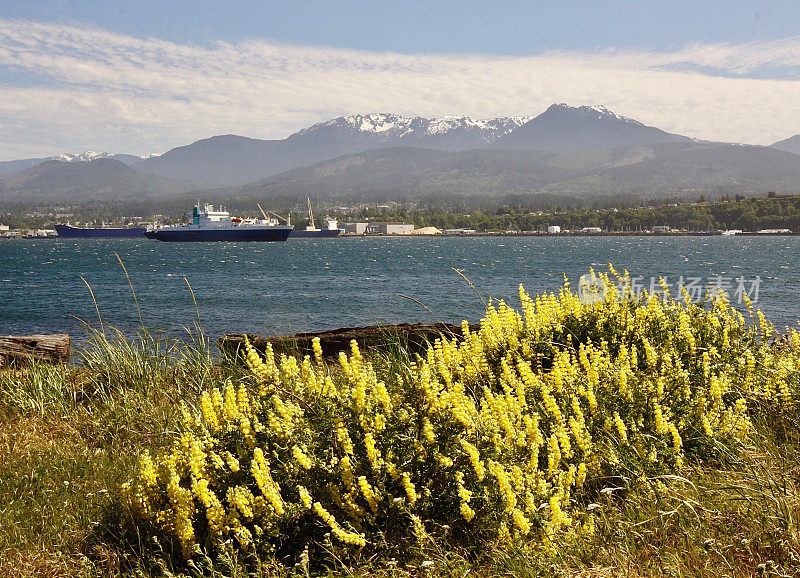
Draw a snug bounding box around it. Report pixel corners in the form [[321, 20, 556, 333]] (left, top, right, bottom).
[[145, 203, 293, 242], [55, 224, 146, 238], [290, 199, 343, 238]]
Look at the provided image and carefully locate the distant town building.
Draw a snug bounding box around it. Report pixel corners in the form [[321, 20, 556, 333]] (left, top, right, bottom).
[[757, 228, 791, 234], [580, 227, 602, 233], [547, 225, 562, 234], [343, 222, 368, 235], [411, 227, 442, 235], [443, 228, 477, 235], [0, 224, 9, 231], [23, 229, 57, 238], [652, 225, 671, 233], [365, 222, 415, 235]]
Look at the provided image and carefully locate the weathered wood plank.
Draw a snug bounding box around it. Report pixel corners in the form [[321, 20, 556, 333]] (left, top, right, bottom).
[[219, 322, 478, 360], [0, 334, 71, 365]]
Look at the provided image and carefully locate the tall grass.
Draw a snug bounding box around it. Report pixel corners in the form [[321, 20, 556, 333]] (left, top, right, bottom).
[[0, 257, 227, 576], [116, 273, 800, 576], [4, 270, 800, 576], [0, 323, 221, 577], [3, 326, 800, 576], [0, 362, 74, 417]]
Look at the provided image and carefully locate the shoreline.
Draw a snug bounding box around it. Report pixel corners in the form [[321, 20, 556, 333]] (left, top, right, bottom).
[[3, 230, 798, 240]]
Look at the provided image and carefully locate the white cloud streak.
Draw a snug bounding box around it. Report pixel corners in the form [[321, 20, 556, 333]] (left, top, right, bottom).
[[0, 18, 799, 159]]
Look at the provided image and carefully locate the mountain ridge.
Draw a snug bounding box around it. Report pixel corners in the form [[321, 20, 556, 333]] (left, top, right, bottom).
[[2, 104, 799, 203], [130, 104, 703, 186], [130, 113, 538, 186], [0, 151, 153, 179], [494, 104, 691, 152], [0, 158, 198, 202], [210, 141, 800, 203], [771, 134, 800, 155]]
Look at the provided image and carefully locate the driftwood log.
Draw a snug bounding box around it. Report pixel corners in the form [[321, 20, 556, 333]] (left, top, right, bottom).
[[220, 322, 479, 361], [0, 334, 71, 366]]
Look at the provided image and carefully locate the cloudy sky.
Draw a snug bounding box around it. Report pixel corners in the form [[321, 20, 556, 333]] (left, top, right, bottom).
[[1, 0, 799, 160]]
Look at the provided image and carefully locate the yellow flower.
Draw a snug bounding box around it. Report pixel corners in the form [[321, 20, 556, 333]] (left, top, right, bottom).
[[401, 472, 417, 504], [512, 508, 531, 535], [293, 446, 313, 470], [422, 418, 436, 444], [313, 502, 366, 547], [358, 476, 379, 513], [298, 486, 312, 509], [461, 440, 485, 481], [613, 412, 627, 443]]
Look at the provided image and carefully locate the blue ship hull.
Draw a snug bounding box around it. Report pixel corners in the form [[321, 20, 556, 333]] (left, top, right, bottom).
[[55, 225, 146, 238], [290, 229, 343, 238], [145, 227, 292, 242]]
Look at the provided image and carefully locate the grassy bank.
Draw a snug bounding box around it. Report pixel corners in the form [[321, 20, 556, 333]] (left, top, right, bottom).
[[2, 275, 800, 576]]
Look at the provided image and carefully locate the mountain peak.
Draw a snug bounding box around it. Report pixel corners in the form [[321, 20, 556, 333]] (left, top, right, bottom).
[[771, 133, 800, 155], [42, 151, 152, 165], [52, 151, 113, 163], [0, 154, 195, 202], [543, 103, 643, 126], [495, 103, 687, 152], [295, 113, 533, 143]]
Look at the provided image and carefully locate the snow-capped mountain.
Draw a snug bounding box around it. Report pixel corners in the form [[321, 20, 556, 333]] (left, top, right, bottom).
[[134, 114, 537, 185], [5, 103, 800, 202], [571, 104, 644, 125], [134, 106, 697, 186], [295, 113, 532, 144], [283, 113, 536, 157], [0, 157, 196, 202], [5, 104, 699, 187], [0, 151, 148, 179], [51, 151, 114, 163], [49, 151, 147, 165]]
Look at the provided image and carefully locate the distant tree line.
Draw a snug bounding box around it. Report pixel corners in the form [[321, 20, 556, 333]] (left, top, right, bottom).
[[3, 193, 800, 233], [356, 195, 800, 233]]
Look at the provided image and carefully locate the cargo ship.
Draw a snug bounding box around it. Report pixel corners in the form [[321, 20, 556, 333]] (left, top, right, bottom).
[[290, 199, 343, 238], [54, 224, 146, 238], [145, 203, 293, 242]]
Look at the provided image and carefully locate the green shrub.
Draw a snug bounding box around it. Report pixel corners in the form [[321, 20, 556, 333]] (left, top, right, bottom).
[[121, 269, 800, 569]]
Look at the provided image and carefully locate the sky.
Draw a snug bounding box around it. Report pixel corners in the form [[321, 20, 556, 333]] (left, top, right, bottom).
[[0, 0, 799, 160]]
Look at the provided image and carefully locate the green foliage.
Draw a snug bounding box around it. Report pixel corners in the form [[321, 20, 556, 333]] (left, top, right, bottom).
[[121, 270, 800, 573], [4, 273, 800, 576], [364, 194, 800, 232]]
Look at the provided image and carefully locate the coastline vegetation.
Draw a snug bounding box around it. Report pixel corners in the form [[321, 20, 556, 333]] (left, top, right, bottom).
[[2, 271, 800, 576], [363, 193, 800, 233], [4, 192, 800, 234]]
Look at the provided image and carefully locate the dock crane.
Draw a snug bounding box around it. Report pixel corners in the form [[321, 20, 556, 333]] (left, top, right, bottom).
[[257, 203, 291, 227]]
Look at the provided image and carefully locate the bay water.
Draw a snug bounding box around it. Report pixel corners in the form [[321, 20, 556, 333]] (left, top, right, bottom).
[[1, 236, 799, 340]]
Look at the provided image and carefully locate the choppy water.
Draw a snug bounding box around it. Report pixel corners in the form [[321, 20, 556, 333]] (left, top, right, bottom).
[[1, 236, 799, 339]]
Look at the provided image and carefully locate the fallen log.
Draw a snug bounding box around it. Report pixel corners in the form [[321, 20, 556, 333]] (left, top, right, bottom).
[[0, 334, 71, 366], [220, 322, 478, 361]]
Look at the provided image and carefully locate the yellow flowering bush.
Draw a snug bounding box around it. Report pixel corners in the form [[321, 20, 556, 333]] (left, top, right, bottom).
[[122, 268, 800, 567]]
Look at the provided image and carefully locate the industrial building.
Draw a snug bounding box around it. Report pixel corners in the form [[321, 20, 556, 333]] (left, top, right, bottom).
[[342, 222, 368, 235], [364, 222, 415, 235]]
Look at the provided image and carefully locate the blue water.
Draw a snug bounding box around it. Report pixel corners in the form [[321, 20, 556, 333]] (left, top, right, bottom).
[[1, 236, 799, 339]]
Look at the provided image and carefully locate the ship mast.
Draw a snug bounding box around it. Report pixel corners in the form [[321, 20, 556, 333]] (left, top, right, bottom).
[[306, 198, 315, 229]]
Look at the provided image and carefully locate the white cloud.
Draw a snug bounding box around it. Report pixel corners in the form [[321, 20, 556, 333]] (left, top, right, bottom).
[[0, 18, 799, 159]]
